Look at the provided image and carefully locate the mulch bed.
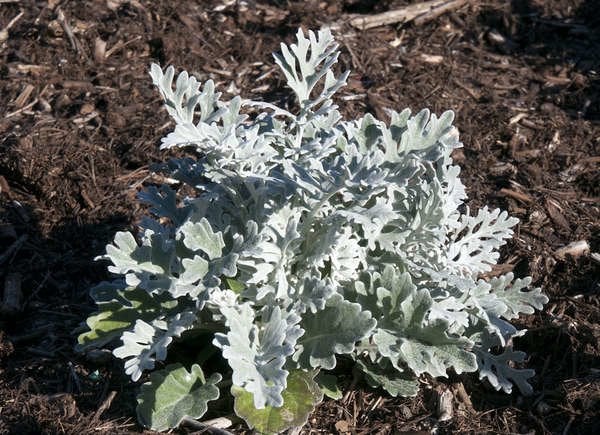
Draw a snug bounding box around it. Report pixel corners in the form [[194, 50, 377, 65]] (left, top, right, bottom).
[[1, 0, 598, 433]]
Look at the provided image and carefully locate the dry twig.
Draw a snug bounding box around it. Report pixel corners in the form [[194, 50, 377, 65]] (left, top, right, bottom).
[[56, 7, 82, 53], [180, 415, 237, 435], [348, 0, 468, 30], [92, 391, 118, 422], [0, 10, 23, 44]]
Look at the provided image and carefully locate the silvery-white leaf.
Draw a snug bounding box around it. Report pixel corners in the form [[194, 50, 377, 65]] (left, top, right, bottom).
[[294, 293, 376, 370], [447, 207, 519, 275], [213, 304, 302, 409], [113, 312, 197, 381], [474, 329, 536, 395]]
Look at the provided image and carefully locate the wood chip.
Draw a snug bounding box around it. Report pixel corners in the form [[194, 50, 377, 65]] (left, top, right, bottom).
[[80, 189, 96, 209], [420, 53, 444, 64], [62, 80, 94, 89], [79, 103, 95, 115], [509, 112, 528, 125], [201, 416, 236, 430], [545, 198, 571, 232], [489, 162, 517, 177], [437, 388, 454, 422], [335, 420, 351, 434], [13, 64, 51, 74], [499, 187, 533, 204], [544, 75, 571, 86], [453, 382, 474, 411], [14, 84, 35, 108], [94, 37, 107, 63], [555, 240, 590, 260]]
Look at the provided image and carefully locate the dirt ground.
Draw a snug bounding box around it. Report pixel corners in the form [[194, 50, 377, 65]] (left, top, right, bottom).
[[0, 0, 598, 434]]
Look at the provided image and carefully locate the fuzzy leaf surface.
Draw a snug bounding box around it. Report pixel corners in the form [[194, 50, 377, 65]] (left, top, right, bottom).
[[137, 363, 221, 431], [232, 370, 323, 434], [294, 293, 376, 370]]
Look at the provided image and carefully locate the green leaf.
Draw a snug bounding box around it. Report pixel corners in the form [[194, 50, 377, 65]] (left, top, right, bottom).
[[356, 359, 419, 397], [77, 283, 180, 350], [226, 277, 245, 293], [232, 370, 323, 434], [315, 372, 343, 400], [137, 363, 221, 432]]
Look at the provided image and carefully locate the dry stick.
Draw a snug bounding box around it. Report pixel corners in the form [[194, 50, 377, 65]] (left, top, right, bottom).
[[92, 390, 117, 422], [56, 8, 81, 54], [4, 98, 38, 118], [0, 10, 24, 44], [499, 187, 533, 204], [105, 35, 142, 59], [414, 0, 468, 25], [348, 0, 468, 30], [180, 416, 236, 435]]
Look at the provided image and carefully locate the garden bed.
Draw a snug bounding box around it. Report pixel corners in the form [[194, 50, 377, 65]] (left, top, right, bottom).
[[0, 1, 598, 433]]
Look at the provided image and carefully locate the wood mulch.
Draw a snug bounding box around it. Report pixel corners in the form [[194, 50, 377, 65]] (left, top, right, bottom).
[[1, 1, 598, 433]]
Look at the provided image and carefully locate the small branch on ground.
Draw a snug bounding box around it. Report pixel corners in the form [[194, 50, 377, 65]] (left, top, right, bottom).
[[348, 0, 469, 30], [0, 10, 24, 44], [180, 416, 238, 435], [56, 7, 82, 54], [92, 391, 117, 423]]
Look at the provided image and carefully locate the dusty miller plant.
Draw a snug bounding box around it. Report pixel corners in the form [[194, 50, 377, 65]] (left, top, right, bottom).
[[78, 28, 548, 433]]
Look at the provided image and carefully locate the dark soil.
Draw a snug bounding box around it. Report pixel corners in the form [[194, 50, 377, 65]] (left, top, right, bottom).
[[1, 0, 598, 434]]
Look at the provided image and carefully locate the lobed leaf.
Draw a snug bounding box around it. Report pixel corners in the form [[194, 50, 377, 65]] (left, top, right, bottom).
[[137, 363, 221, 431], [232, 370, 323, 434], [294, 293, 376, 370]]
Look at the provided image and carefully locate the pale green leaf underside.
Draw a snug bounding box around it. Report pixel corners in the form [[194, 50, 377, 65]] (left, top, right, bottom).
[[357, 359, 419, 397], [77, 283, 179, 350], [232, 370, 323, 435], [315, 372, 343, 400]]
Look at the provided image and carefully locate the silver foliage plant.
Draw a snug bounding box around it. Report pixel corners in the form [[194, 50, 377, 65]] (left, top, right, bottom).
[[78, 28, 548, 431]]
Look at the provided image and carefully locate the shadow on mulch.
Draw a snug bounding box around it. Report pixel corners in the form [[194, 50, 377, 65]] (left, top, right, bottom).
[[477, 0, 600, 120], [0, 198, 138, 433]]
